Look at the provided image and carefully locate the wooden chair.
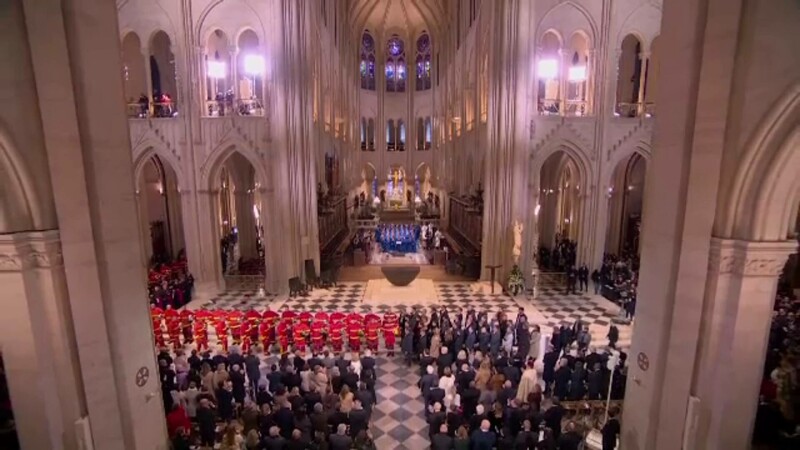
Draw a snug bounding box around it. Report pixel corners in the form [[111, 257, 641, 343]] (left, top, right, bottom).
[[289, 277, 307, 297], [304, 259, 320, 289]]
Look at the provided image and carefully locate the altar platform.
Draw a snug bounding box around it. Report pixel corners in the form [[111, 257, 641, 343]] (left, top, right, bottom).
[[363, 278, 438, 307]]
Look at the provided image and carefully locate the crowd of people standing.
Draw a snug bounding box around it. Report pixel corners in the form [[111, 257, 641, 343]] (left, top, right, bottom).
[[403, 306, 626, 450], [148, 256, 195, 310], [754, 276, 800, 448]]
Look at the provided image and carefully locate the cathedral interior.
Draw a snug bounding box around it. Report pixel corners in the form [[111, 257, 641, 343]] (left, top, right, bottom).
[[0, 0, 798, 449]]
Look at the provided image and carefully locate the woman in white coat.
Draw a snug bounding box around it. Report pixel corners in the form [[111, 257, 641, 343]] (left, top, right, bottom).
[[438, 366, 457, 411]]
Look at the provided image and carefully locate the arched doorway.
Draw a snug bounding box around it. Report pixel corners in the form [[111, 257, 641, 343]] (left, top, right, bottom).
[[605, 153, 647, 257], [236, 30, 265, 115], [149, 31, 177, 117], [214, 152, 264, 279], [615, 34, 643, 117], [566, 31, 591, 116], [136, 155, 184, 265], [121, 32, 147, 117], [205, 29, 233, 116], [537, 30, 562, 115], [538, 151, 583, 270]]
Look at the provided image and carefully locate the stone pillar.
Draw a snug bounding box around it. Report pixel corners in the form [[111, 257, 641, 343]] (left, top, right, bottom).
[[235, 190, 258, 260], [0, 231, 84, 450], [480, 0, 525, 281], [637, 52, 650, 116], [620, 0, 745, 447], [229, 45, 239, 103], [195, 189, 224, 293], [135, 190, 153, 265], [267, 0, 321, 287], [692, 239, 796, 449], [142, 44, 153, 114], [23, 0, 169, 447], [165, 178, 185, 257]]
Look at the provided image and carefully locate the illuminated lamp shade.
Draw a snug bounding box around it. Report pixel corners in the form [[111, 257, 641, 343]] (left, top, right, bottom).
[[243, 54, 265, 76], [207, 60, 227, 79], [537, 59, 559, 79], [568, 66, 587, 82]]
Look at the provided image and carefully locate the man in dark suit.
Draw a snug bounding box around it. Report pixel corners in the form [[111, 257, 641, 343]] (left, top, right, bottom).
[[360, 350, 376, 374], [329, 424, 353, 450], [431, 423, 454, 450], [542, 346, 559, 393], [461, 380, 481, 417], [543, 398, 565, 439], [342, 366, 359, 392], [470, 419, 497, 450], [348, 399, 370, 438]]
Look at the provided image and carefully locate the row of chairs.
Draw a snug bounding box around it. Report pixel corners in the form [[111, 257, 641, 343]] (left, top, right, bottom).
[[288, 259, 342, 297]]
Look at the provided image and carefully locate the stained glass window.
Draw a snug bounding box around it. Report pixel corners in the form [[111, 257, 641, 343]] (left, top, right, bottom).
[[360, 31, 375, 90], [416, 33, 432, 91], [385, 35, 406, 92]]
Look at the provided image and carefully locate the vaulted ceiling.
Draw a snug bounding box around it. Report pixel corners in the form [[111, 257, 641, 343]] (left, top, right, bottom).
[[348, 0, 446, 40]]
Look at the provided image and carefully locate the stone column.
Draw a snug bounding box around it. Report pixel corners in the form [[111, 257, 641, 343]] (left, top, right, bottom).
[[229, 45, 239, 103], [165, 177, 185, 257], [266, 0, 321, 287], [142, 44, 153, 114], [23, 0, 169, 447], [195, 189, 225, 293], [692, 239, 796, 449], [235, 190, 258, 260], [621, 0, 745, 447], [480, 0, 525, 281], [135, 190, 153, 265], [636, 52, 650, 116], [0, 231, 84, 450]]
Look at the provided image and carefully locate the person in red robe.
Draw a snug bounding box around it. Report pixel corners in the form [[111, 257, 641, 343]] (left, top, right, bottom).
[[245, 309, 261, 347], [330, 320, 344, 353], [348, 321, 362, 353], [227, 310, 244, 345], [151, 304, 165, 348], [383, 311, 399, 356], [277, 320, 290, 354], [193, 311, 209, 352], [311, 319, 326, 353], [164, 305, 181, 349], [365, 320, 380, 352], [213, 311, 229, 352], [294, 321, 310, 353]]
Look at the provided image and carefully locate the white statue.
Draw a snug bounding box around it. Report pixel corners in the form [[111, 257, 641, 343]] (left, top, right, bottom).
[[434, 230, 442, 249], [512, 220, 524, 263], [422, 167, 432, 197]]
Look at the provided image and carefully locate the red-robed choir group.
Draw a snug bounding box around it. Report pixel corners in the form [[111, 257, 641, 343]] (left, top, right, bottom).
[[150, 306, 400, 356]]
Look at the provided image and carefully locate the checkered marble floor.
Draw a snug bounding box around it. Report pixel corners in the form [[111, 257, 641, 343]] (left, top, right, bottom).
[[521, 279, 633, 350], [371, 356, 430, 449]]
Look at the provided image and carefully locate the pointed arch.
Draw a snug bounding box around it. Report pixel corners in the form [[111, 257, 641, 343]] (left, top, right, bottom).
[[132, 145, 186, 192], [0, 124, 44, 231], [721, 83, 800, 241]]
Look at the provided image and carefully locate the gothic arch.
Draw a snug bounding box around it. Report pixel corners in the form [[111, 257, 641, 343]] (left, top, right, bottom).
[[0, 125, 44, 231], [536, 1, 598, 46], [202, 141, 268, 193], [132, 145, 186, 192], [615, 3, 662, 52], [531, 139, 592, 191], [604, 141, 652, 188], [720, 83, 800, 241]]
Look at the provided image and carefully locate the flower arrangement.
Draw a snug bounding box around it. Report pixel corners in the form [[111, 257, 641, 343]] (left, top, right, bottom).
[[507, 264, 525, 296]]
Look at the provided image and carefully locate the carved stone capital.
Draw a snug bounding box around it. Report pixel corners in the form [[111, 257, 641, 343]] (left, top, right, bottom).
[[709, 238, 797, 277], [0, 230, 64, 272]]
